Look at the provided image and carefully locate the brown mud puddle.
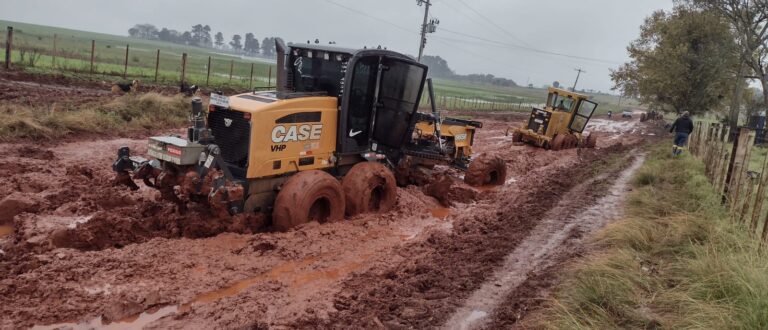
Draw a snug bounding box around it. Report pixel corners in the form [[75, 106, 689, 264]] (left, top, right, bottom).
[[34, 252, 374, 329], [430, 207, 452, 220], [0, 225, 12, 238]]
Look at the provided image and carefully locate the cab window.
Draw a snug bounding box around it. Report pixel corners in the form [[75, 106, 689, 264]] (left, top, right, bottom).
[[290, 50, 344, 97], [554, 95, 575, 113], [569, 100, 598, 133]]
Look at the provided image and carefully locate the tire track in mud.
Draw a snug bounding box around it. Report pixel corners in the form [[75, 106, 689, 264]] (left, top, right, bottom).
[[292, 144, 638, 329], [451, 153, 646, 329]]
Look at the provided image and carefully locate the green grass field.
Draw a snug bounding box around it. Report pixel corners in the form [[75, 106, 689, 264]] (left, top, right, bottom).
[[539, 145, 768, 329], [1, 19, 637, 114], [0, 20, 276, 89]]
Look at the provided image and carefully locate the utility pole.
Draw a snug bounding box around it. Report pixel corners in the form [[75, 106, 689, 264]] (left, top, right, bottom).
[[417, 0, 439, 62], [572, 68, 586, 91]]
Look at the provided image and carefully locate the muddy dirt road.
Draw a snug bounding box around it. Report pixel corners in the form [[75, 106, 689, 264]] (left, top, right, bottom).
[[0, 76, 660, 329]]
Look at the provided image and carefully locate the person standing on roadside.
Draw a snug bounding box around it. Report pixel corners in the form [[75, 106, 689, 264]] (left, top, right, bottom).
[[670, 111, 694, 156]]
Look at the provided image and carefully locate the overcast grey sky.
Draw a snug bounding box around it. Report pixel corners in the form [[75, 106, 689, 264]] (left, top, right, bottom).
[[0, 0, 672, 92]]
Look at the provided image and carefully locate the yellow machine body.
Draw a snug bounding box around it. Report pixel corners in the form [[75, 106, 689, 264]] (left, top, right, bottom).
[[225, 92, 339, 179], [414, 120, 475, 160], [513, 87, 597, 148]]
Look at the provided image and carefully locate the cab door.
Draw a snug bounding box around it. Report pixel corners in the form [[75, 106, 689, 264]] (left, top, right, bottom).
[[370, 57, 427, 152], [338, 55, 427, 155], [569, 100, 598, 133]]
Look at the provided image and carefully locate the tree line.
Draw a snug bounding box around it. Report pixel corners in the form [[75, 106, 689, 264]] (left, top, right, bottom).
[[421, 55, 518, 87], [127, 24, 277, 57], [611, 0, 767, 131]]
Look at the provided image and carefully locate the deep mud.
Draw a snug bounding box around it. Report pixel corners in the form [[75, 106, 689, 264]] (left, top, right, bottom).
[[0, 73, 661, 329]]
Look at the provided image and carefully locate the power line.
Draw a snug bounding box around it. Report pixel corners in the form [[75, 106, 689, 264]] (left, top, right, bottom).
[[449, 0, 533, 47], [322, 0, 417, 35], [322, 0, 622, 67], [438, 27, 622, 65]]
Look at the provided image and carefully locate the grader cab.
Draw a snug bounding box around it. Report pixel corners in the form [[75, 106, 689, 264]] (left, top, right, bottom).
[[112, 40, 505, 231], [509, 87, 598, 150]]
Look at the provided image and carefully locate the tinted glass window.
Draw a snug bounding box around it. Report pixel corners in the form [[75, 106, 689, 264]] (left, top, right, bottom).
[[577, 100, 597, 117], [290, 51, 344, 97], [373, 58, 426, 147]]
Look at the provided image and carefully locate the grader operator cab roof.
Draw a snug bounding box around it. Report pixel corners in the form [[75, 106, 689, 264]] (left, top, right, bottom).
[[276, 42, 429, 157], [543, 87, 597, 134], [545, 87, 590, 113]]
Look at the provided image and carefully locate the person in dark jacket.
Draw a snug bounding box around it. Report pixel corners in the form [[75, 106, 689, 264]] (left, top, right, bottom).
[[670, 111, 694, 156]]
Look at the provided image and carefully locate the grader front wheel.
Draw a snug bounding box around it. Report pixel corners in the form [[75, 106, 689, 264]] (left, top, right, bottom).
[[465, 155, 507, 186], [551, 134, 567, 151], [273, 170, 345, 232]]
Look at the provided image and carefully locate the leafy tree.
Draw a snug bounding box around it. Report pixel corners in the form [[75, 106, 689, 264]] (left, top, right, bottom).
[[214, 32, 224, 48], [421, 55, 453, 78], [230, 34, 243, 51], [687, 0, 768, 128], [610, 6, 738, 114], [191, 24, 204, 45], [182, 31, 192, 45], [127, 24, 159, 39], [261, 37, 275, 57], [244, 33, 260, 55], [202, 25, 212, 47]]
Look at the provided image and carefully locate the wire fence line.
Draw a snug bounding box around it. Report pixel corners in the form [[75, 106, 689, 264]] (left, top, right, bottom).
[[689, 123, 768, 242], [1, 26, 276, 90], [2, 26, 542, 111]]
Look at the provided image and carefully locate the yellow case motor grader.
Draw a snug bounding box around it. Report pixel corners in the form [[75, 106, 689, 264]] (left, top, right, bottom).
[[508, 87, 598, 150], [112, 40, 505, 231]]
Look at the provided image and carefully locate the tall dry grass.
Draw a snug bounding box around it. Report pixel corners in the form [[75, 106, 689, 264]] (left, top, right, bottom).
[[539, 146, 768, 329], [0, 92, 190, 141]]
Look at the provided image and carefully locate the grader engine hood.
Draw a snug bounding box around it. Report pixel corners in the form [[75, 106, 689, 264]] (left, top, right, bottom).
[[221, 92, 338, 179], [527, 108, 552, 134]]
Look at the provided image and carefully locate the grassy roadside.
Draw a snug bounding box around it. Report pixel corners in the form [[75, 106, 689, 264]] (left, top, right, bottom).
[[0, 93, 190, 141], [538, 145, 768, 329]]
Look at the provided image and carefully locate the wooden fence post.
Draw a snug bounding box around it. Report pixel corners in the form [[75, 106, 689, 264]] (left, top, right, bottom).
[[52, 34, 57, 68], [4, 26, 13, 69], [206, 56, 211, 86], [750, 154, 768, 230], [229, 60, 234, 82], [739, 175, 758, 224], [154, 49, 160, 83], [89, 40, 95, 75], [249, 63, 254, 89], [123, 44, 129, 79], [180, 53, 187, 85], [728, 129, 756, 211]]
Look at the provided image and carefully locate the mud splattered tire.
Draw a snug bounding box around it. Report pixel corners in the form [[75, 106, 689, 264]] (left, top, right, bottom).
[[342, 162, 397, 217], [551, 134, 567, 151], [511, 131, 523, 143], [564, 134, 578, 149], [273, 170, 345, 232], [585, 133, 597, 148], [464, 155, 507, 186]]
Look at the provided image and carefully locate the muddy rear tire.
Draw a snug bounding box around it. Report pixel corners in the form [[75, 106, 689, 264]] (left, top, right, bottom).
[[273, 170, 345, 232], [464, 155, 507, 186], [342, 161, 397, 217]]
